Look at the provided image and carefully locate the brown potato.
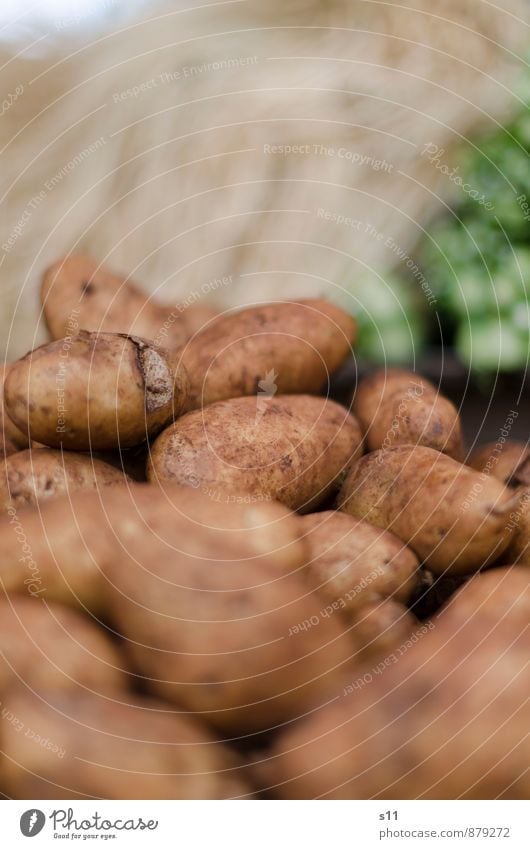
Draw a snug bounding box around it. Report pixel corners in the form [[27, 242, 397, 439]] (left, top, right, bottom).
[[147, 395, 362, 512], [0, 448, 129, 510], [348, 597, 419, 660], [0, 483, 306, 612], [42, 254, 217, 347], [0, 596, 126, 698], [0, 364, 30, 457], [4, 331, 189, 451], [503, 489, 530, 567], [180, 299, 356, 409], [353, 368, 464, 460], [0, 687, 249, 799], [339, 445, 518, 574], [468, 438, 530, 486], [298, 511, 419, 613], [258, 568, 529, 799]]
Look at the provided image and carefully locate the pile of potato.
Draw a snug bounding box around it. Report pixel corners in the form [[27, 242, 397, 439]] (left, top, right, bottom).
[[0, 254, 527, 800]]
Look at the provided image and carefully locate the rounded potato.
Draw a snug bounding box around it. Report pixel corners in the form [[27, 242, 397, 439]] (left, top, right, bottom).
[[0, 448, 129, 510], [42, 254, 217, 346], [0, 364, 30, 457], [0, 483, 306, 611], [353, 368, 464, 460], [1, 687, 248, 799], [298, 511, 419, 613], [468, 439, 530, 486], [147, 395, 363, 512], [348, 597, 419, 660], [4, 331, 189, 451], [259, 568, 529, 799], [339, 445, 518, 574], [181, 299, 356, 409], [0, 596, 126, 698]]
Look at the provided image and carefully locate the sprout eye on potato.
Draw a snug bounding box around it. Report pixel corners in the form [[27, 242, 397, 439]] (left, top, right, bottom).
[[181, 299, 356, 409], [147, 395, 363, 512], [42, 254, 217, 346], [353, 368, 464, 460], [4, 331, 189, 451], [339, 445, 520, 575], [0, 447, 129, 510]]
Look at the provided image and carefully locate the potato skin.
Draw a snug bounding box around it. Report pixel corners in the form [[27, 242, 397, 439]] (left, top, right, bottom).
[[298, 511, 418, 611], [0, 448, 129, 510], [0, 688, 249, 799], [147, 395, 363, 512], [339, 445, 517, 575], [0, 596, 126, 698], [353, 368, 464, 460], [4, 331, 189, 451], [0, 483, 306, 612], [468, 439, 530, 486], [181, 299, 356, 409], [42, 255, 217, 346], [0, 364, 30, 457], [259, 568, 529, 799]]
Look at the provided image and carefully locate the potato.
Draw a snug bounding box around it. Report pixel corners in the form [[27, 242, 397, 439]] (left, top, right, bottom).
[[353, 368, 464, 460], [0, 448, 129, 510], [0, 596, 126, 698], [469, 439, 530, 486], [42, 254, 217, 346], [0, 483, 355, 732], [0, 687, 249, 799], [180, 299, 355, 409], [258, 568, 529, 799], [0, 364, 30, 457], [348, 597, 419, 660], [4, 331, 189, 451], [339, 445, 518, 574], [298, 511, 419, 613], [147, 395, 362, 512], [0, 483, 307, 612]]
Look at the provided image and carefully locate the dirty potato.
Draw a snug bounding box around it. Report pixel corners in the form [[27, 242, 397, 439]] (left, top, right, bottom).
[[339, 445, 518, 574], [353, 368, 464, 460], [1, 364, 30, 457], [147, 395, 363, 512], [4, 331, 189, 451], [0, 448, 129, 510], [181, 299, 356, 409], [468, 438, 530, 486]]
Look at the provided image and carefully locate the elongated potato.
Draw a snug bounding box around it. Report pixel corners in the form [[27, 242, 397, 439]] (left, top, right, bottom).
[[0, 687, 249, 799], [353, 368, 464, 460], [0, 365, 30, 457], [4, 331, 189, 451], [298, 511, 419, 612], [42, 255, 217, 346], [0, 448, 129, 510], [147, 395, 362, 512], [469, 438, 530, 486], [181, 299, 355, 409], [339, 445, 518, 574], [0, 596, 126, 698], [259, 568, 529, 799], [0, 483, 306, 612]]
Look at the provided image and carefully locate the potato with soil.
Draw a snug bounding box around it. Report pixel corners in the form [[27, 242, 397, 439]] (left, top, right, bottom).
[[258, 568, 529, 799], [353, 368, 464, 460], [181, 299, 356, 409], [339, 445, 518, 574], [0, 481, 306, 609], [0, 687, 249, 799], [468, 438, 530, 485], [42, 254, 217, 346], [0, 364, 30, 457], [0, 448, 129, 510], [0, 596, 126, 698], [4, 331, 189, 451], [147, 395, 362, 512]]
